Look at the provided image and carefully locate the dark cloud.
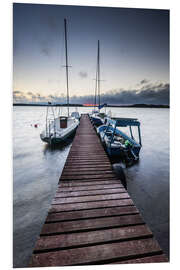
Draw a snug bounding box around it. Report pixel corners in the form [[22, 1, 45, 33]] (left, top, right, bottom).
[[13, 90, 22, 94], [46, 15, 59, 32], [98, 82, 169, 105], [69, 82, 169, 105], [27, 92, 33, 95], [79, 71, 88, 79], [41, 47, 50, 56], [140, 79, 149, 84], [13, 91, 27, 103]]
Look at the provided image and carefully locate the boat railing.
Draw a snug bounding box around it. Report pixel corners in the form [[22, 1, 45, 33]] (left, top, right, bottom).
[[45, 104, 57, 138], [104, 118, 142, 147], [46, 119, 56, 138]]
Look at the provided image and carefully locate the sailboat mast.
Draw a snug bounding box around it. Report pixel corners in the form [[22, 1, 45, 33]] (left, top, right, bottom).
[[94, 63, 98, 110], [97, 40, 100, 111], [64, 18, 69, 117]]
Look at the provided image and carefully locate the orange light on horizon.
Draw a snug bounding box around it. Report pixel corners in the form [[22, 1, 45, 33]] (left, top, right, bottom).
[[83, 104, 98, 107]]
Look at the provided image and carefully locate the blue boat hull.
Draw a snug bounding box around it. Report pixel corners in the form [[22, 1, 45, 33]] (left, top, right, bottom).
[[98, 125, 141, 163], [106, 143, 140, 158]]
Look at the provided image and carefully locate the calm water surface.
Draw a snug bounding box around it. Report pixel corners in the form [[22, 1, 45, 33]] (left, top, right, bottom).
[[13, 106, 169, 267]]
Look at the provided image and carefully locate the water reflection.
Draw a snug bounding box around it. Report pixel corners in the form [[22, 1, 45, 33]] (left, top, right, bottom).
[[43, 137, 73, 153], [42, 132, 76, 156]]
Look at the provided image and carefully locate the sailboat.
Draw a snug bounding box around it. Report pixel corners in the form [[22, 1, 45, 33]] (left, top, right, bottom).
[[40, 19, 79, 145], [90, 40, 107, 126]]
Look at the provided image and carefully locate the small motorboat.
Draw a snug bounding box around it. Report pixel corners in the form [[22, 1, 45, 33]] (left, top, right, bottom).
[[98, 117, 142, 165]]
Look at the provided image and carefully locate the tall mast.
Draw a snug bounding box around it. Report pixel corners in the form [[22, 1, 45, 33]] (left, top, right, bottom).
[[97, 40, 100, 111], [64, 18, 69, 117], [94, 63, 98, 110]]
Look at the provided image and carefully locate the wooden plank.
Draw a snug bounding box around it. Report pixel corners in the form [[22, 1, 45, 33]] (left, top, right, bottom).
[[55, 188, 126, 197], [69, 151, 106, 154], [68, 155, 106, 158], [61, 170, 114, 176], [46, 206, 139, 223], [112, 254, 168, 264], [60, 174, 117, 180], [62, 168, 112, 173], [58, 183, 123, 190], [30, 238, 162, 266], [65, 159, 110, 163], [67, 154, 108, 157], [69, 150, 105, 153], [70, 148, 103, 151], [70, 150, 104, 153], [34, 225, 152, 252], [71, 144, 103, 146], [64, 164, 112, 169], [62, 168, 111, 172], [66, 159, 109, 163], [49, 199, 134, 213], [65, 161, 111, 166], [59, 179, 121, 185], [40, 214, 144, 235], [52, 193, 130, 204], [67, 153, 108, 157], [66, 155, 108, 159]]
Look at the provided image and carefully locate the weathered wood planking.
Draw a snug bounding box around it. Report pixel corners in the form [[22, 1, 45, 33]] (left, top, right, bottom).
[[30, 238, 164, 266], [55, 188, 126, 197], [45, 206, 139, 223], [34, 224, 153, 252], [30, 114, 168, 266]]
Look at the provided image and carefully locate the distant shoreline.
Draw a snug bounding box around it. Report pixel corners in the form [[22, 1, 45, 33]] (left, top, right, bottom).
[[13, 103, 169, 108]]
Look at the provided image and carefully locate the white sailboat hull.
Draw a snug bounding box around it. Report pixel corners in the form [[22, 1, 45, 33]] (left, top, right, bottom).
[[40, 117, 79, 145]]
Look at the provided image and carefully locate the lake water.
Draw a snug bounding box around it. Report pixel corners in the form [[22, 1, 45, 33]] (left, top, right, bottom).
[[13, 106, 169, 267]]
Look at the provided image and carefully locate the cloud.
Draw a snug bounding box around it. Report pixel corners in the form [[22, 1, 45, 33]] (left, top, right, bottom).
[[98, 82, 169, 105], [13, 90, 22, 94], [13, 81, 169, 105], [27, 92, 33, 96], [69, 82, 169, 105], [46, 15, 59, 32], [41, 47, 50, 56], [140, 79, 149, 84], [13, 91, 28, 103], [78, 71, 88, 79]]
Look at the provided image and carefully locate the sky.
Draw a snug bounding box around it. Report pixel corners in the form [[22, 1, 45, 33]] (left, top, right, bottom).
[[13, 3, 169, 105]]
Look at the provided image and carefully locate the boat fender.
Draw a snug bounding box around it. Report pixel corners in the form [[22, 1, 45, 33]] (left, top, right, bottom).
[[125, 140, 132, 148]]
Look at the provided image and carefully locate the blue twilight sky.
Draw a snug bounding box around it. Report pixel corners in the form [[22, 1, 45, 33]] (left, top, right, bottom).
[[13, 3, 169, 105]]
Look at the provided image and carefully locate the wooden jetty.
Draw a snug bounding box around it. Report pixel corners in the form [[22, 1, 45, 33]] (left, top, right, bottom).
[[29, 114, 168, 267]]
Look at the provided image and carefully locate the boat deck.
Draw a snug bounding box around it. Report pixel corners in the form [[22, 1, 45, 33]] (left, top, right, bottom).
[[29, 114, 168, 266]]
